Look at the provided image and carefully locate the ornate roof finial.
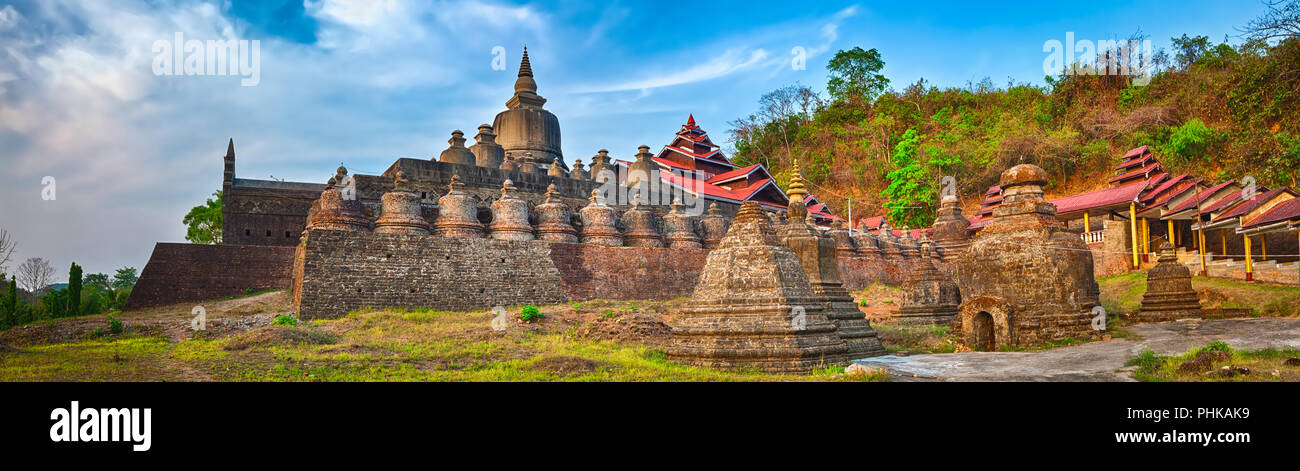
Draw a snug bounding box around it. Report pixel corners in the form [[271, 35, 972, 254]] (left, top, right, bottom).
[[543, 183, 558, 203], [393, 170, 408, 190], [518, 46, 533, 77], [787, 159, 808, 199], [686, 114, 697, 129], [501, 179, 517, 198], [448, 173, 464, 193]]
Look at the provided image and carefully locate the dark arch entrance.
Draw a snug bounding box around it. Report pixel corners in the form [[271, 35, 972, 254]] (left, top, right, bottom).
[[972, 311, 995, 351]]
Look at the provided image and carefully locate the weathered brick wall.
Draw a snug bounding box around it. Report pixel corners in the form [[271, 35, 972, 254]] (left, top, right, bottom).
[[125, 243, 297, 309], [294, 230, 922, 318], [547, 243, 710, 301], [295, 231, 570, 319]]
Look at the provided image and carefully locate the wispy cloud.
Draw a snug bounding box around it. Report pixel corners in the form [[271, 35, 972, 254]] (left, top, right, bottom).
[[574, 48, 770, 93]]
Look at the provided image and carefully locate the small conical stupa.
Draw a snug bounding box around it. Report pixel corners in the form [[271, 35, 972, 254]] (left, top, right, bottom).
[[666, 201, 848, 373]]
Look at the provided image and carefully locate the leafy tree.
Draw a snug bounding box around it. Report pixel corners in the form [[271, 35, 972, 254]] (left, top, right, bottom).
[[880, 129, 936, 228], [67, 262, 82, 317], [1163, 119, 1217, 163], [84, 273, 111, 292], [826, 47, 890, 104], [1171, 34, 1211, 68], [112, 267, 139, 289], [183, 190, 223, 244]]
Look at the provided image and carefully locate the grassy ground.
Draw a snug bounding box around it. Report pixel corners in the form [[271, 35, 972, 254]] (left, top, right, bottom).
[[1128, 341, 1300, 382], [0, 296, 889, 382], [1097, 272, 1300, 318]]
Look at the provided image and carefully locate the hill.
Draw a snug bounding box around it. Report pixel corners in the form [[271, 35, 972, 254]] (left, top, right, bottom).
[[728, 31, 1300, 229]]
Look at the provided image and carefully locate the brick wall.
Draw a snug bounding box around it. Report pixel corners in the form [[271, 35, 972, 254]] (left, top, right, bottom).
[[293, 230, 923, 318], [125, 243, 297, 309]]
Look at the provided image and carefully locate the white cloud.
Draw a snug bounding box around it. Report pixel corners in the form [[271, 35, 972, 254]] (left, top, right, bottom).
[[0, 5, 21, 30], [575, 48, 770, 93]]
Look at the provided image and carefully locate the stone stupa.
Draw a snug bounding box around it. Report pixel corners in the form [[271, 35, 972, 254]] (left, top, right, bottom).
[[896, 237, 961, 325], [666, 201, 849, 373], [1134, 241, 1203, 322], [778, 161, 886, 360]]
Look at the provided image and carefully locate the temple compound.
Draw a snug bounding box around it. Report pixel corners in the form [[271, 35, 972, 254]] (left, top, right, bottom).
[[952, 164, 1103, 350], [1134, 241, 1204, 322]]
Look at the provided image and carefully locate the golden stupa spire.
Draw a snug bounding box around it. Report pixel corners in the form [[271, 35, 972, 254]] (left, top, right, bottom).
[[787, 159, 808, 200]]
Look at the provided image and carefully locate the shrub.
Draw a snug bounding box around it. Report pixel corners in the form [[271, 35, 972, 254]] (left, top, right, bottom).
[[1201, 341, 1232, 354], [272, 314, 298, 326], [520, 305, 544, 323], [106, 313, 123, 334]]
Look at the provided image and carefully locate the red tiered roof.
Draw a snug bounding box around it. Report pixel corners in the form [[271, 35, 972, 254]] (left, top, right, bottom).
[[1050, 181, 1147, 215], [1165, 181, 1237, 214], [1242, 197, 1300, 228]]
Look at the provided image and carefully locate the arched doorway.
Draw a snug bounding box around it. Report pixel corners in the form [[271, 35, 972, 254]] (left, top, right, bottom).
[[972, 311, 995, 351]]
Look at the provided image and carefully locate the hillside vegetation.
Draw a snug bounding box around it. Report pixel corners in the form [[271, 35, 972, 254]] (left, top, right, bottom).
[[729, 11, 1300, 228]]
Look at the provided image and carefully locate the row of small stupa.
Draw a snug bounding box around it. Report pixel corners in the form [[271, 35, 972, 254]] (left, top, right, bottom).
[[437, 124, 627, 182], [304, 165, 962, 261]]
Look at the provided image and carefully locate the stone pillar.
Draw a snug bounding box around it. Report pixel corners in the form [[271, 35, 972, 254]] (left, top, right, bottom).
[[852, 226, 879, 256], [931, 194, 971, 261], [547, 158, 568, 178], [433, 174, 484, 238], [589, 149, 615, 184], [579, 189, 623, 246], [516, 152, 537, 174], [622, 201, 664, 248], [307, 167, 372, 232], [899, 227, 920, 258], [829, 221, 858, 257], [438, 130, 476, 165], [488, 179, 534, 241], [499, 153, 519, 172], [535, 184, 578, 243], [666, 201, 849, 373], [896, 237, 961, 325], [877, 221, 899, 257], [374, 171, 431, 235], [569, 159, 587, 181], [626, 145, 659, 204], [469, 124, 505, 168], [698, 202, 729, 249], [663, 197, 702, 249]]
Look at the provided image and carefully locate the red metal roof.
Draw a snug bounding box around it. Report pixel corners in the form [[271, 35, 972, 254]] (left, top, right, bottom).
[[1165, 181, 1236, 214], [1216, 188, 1290, 221], [1200, 187, 1266, 215], [1142, 175, 1195, 205], [1122, 145, 1150, 160], [1242, 197, 1300, 228], [705, 164, 763, 184], [1049, 181, 1147, 214], [1115, 154, 1154, 171], [1108, 162, 1162, 184]]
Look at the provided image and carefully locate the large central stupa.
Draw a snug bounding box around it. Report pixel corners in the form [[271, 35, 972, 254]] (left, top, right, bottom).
[[492, 47, 565, 171]]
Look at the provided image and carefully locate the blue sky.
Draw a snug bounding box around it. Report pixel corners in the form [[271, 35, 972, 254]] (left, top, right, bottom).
[[0, 0, 1273, 279]]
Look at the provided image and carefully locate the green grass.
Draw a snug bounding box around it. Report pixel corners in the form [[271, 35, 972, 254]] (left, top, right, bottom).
[[1127, 342, 1300, 382], [1097, 271, 1300, 318], [0, 307, 885, 382]]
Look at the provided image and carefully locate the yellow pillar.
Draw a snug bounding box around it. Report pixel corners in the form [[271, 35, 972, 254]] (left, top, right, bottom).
[[1129, 203, 1139, 269], [1261, 234, 1267, 261], [1084, 212, 1091, 232], [1167, 219, 1175, 247], [1220, 229, 1227, 258], [1142, 217, 1152, 260], [1245, 235, 1254, 281], [1199, 229, 1207, 276]]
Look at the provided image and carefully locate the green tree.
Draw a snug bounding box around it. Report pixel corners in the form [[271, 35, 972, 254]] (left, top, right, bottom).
[[1171, 34, 1211, 68], [183, 190, 223, 244], [3, 280, 16, 328], [84, 273, 111, 292], [112, 267, 138, 289], [826, 47, 890, 104], [880, 129, 936, 228], [67, 262, 82, 317]]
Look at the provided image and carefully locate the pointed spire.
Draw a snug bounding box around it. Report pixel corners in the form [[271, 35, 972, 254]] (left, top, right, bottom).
[[686, 114, 697, 128], [787, 159, 808, 200], [518, 46, 533, 77], [226, 138, 235, 158]]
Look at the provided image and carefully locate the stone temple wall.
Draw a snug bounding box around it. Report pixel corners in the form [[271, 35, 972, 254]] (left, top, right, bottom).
[[292, 229, 924, 319], [125, 243, 297, 309]]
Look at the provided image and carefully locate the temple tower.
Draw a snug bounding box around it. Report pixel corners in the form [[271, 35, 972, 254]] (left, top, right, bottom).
[[433, 174, 484, 238], [470, 124, 506, 168], [492, 47, 564, 171], [931, 194, 972, 260], [896, 237, 961, 325], [698, 202, 729, 249], [663, 197, 702, 249], [622, 201, 664, 248], [306, 167, 372, 232], [487, 179, 534, 241], [778, 161, 885, 360], [438, 130, 476, 166], [1134, 241, 1203, 322], [535, 184, 579, 243], [579, 189, 623, 246]]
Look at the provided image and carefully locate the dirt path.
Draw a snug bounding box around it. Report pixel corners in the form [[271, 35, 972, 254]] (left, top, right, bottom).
[[853, 318, 1300, 381]]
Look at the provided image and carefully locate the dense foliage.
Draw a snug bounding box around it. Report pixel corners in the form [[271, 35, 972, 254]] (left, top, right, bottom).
[[730, 32, 1300, 228], [184, 190, 223, 244]]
